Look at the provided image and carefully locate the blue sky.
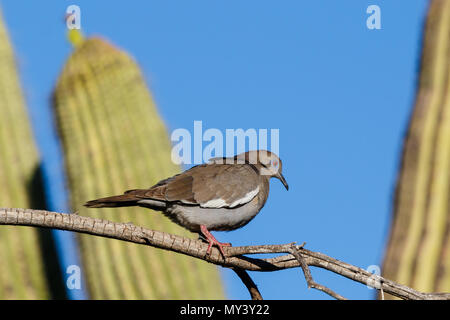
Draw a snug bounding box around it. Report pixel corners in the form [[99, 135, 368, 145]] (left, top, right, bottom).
[[1, 0, 428, 299]]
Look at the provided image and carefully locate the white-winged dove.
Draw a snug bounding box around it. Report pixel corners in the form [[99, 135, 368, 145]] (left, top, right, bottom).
[[85, 150, 288, 256]]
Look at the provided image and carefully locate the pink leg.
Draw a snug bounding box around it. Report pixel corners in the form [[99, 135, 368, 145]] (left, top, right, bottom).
[[200, 225, 231, 257]]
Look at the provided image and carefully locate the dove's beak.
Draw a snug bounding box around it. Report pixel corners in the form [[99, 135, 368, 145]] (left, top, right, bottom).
[[277, 173, 289, 190]]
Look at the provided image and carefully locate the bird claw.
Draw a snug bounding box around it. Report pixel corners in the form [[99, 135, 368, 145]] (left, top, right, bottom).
[[200, 225, 232, 258], [206, 240, 232, 257]]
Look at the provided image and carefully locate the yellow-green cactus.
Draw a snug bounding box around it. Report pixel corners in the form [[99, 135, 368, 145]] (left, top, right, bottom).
[[53, 37, 224, 299], [0, 10, 49, 299], [382, 0, 450, 296]]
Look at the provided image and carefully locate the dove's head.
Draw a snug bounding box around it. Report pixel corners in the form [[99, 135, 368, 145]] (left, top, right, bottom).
[[207, 150, 288, 190], [239, 150, 289, 190]]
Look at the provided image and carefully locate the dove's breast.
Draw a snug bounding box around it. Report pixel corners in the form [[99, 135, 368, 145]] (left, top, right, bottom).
[[164, 182, 269, 232]]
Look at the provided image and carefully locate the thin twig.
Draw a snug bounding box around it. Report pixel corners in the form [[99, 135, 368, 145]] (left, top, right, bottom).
[[232, 268, 263, 300], [0, 207, 449, 300], [289, 243, 347, 300]]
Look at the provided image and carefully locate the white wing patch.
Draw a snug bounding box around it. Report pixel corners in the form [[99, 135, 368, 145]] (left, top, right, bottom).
[[230, 186, 259, 207], [201, 198, 228, 208], [200, 186, 260, 209]]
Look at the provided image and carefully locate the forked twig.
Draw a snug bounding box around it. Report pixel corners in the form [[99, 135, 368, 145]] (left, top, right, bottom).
[[289, 243, 347, 300]]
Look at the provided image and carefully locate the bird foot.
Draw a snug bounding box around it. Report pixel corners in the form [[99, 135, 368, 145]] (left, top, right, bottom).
[[206, 239, 231, 258], [200, 225, 232, 258]]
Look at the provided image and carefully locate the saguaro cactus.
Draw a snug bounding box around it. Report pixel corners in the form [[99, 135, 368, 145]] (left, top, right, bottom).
[[382, 0, 450, 296], [0, 10, 49, 299], [53, 37, 224, 299]]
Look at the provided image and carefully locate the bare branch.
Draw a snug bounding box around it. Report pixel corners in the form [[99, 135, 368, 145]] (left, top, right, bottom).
[[232, 268, 263, 300], [1, 207, 449, 300]]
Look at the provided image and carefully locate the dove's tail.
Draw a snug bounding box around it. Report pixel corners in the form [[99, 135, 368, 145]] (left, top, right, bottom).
[[84, 194, 140, 208], [84, 189, 168, 210]]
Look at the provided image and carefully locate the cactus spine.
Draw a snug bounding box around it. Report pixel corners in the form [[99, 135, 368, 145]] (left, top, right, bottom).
[[53, 37, 224, 299], [382, 0, 450, 296], [0, 10, 49, 299]]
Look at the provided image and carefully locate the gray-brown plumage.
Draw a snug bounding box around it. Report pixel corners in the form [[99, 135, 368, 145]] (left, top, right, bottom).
[[85, 150, 288, 255]]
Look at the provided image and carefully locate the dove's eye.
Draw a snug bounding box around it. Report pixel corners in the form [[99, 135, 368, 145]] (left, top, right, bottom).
[[271, 160, 279, 168]]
